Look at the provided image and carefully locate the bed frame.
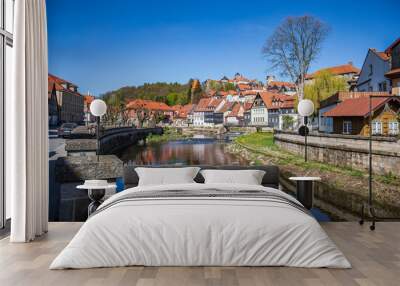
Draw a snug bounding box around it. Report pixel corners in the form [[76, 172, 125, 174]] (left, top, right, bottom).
[[123, 165, 280, 189]]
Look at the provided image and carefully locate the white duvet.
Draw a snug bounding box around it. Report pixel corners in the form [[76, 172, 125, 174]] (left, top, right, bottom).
[[50, 183, 351, 269]]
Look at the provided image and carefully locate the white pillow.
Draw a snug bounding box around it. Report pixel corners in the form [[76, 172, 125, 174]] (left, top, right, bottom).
[[200, 169, 266, 185], [135, 167, 201, 186]]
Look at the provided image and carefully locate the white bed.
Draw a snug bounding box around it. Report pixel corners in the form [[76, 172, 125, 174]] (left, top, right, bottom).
[[50, 183, 351, 269]]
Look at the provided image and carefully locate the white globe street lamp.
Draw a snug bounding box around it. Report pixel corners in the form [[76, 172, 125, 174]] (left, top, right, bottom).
[[90, 99, 107, 117], [298, 99, 315, 117], [297, 99, 315, 162], [90, 99, 107, 161]]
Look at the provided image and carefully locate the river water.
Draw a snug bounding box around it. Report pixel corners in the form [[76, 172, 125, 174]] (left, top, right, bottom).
[[118, 134, 334, 222]]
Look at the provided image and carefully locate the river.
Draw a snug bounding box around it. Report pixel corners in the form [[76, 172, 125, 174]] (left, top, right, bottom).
[[118, 133, 334, 222]]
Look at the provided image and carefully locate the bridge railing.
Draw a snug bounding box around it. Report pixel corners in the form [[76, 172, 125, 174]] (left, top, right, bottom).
[[99, 127, 163, 155]]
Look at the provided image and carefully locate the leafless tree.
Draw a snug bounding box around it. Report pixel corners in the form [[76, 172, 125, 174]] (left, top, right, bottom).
[[262, 15, 330, 100]]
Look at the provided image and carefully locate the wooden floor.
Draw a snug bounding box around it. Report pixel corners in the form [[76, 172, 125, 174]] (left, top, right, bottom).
[[0, 222, 399, 286]]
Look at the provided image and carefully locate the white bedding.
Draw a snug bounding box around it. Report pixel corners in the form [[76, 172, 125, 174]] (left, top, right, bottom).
[[50, 183, 351, 269]]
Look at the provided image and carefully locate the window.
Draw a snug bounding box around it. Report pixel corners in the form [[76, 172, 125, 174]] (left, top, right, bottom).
[[372, 121, 382, 135], [378, 81, 387, 92], [343, 121, 352, 134], [369, 64, 373, 76], [1, 0, 14, 229], [389, 121, 399, 135]]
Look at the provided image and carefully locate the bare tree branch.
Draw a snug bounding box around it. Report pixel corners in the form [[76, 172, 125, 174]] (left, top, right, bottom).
[[262, 15, 330, 100]]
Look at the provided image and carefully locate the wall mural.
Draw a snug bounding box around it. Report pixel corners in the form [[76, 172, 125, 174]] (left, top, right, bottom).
[[46, 2, 400, 225]]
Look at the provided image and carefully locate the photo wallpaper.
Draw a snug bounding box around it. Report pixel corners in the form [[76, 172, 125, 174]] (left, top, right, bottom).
[[46, 1, 400, 223]]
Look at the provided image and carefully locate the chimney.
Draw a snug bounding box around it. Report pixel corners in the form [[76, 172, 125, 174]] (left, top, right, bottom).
[[266, 75, 275, 85], [348, 61, 353, 66]]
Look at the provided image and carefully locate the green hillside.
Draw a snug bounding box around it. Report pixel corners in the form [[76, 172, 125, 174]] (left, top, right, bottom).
[[101, 80, 194, 106]]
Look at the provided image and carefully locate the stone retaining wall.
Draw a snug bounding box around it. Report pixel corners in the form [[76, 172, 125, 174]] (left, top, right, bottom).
[[274, 132, 400, 175]]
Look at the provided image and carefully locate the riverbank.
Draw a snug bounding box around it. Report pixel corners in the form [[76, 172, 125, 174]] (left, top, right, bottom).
[[226, 132, 400, 218]]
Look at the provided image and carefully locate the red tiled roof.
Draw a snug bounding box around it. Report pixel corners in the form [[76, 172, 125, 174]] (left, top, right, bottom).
[[227, 103, 244, 118], [384, 38, 400, 54], [176, 104, 195, 118], [209, 98, 223, 108], [305, 64, 360, 79], [237, 84, 252, 90], [268, 81, 296, 88], [194, 97, 213, 112], [257, 91, 275, 108], [323, 96, 400, 117], [217, 101, 235, 113], [48, 73, 76, 86], [126, 99, 173, 112], [84, 95, 95, 105], [171, 105, 182, 112], [48, 74, 81, 97], [372, 49, 390, 61], [257, 92, 293, 109], [241, 90, 261, 96], [319, 92, 390, 109], [281, 97, 295, 109]]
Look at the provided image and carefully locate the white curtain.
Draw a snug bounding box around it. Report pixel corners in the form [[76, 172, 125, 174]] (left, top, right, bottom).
[[8, 0, 48, 242]]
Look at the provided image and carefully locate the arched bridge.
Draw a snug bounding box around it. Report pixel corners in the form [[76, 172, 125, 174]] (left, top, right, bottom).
[[99, 127, 163, 155]]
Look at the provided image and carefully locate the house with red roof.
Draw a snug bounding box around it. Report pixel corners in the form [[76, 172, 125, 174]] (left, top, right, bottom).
[[192, 97, 225, 127], [250, 92, 274, 126], [322, 96, 400, 136], [305, 63, 360, 90], [318, 91, 390, 133], [172, 104, 196, 126], [249, 91, 298, 129], [225, 103, 245, 126], [48, 74, 84, 125], [357, 42, 393, 92], [265, 75, 296, 96], [214, 101, 235, 124], [126, 99, 175, 126]]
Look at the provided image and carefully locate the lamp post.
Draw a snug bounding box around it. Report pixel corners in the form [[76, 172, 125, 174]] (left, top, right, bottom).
[[297, 99, 315, 162], [359, 94, 400, 231], [90, 99, 107, 162]]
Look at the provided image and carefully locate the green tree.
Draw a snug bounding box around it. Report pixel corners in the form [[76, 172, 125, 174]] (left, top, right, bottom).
[[223, 82, 236, 91], [303, 69, 348, 111], [282, 115, 295, 130]]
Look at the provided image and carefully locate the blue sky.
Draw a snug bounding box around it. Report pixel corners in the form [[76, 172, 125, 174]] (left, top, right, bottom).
[[47, 0, 399, 96]]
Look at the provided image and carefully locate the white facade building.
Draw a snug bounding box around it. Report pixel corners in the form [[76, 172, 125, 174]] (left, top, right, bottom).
[[357, 49, 391, 92], [250, 93, 270, 126]]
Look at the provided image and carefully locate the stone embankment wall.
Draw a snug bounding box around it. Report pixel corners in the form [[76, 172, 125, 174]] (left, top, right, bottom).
[[274, 131, 400, 175]]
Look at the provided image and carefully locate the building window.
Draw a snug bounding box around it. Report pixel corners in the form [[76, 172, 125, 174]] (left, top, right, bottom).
[[378, 81, 387, 92], [369, 64, 373, 76], [343, 121, 352, 134], [389, 121, 399, 135], [372, 121, 382, 135]]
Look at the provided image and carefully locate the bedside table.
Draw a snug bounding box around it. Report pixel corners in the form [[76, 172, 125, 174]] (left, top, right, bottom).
[[289, 177, 321, 210], [77, 180, 116, 216]]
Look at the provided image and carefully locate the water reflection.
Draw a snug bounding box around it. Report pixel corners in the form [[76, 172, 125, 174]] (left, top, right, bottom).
[[119, 138, 249, 166]]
